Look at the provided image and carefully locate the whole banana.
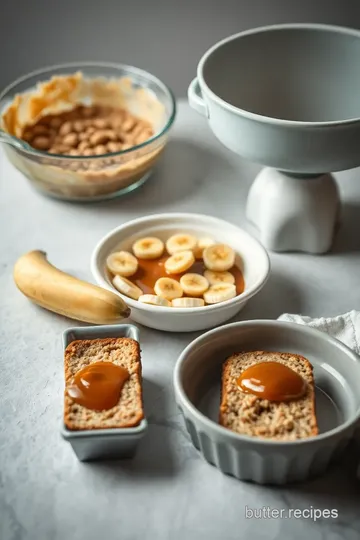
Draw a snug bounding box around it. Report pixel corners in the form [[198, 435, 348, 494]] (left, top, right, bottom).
[[13, 250, 130, 324]]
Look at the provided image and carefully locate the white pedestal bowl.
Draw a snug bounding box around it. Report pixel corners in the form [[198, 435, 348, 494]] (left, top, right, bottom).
[[188, 24, 360, 253]]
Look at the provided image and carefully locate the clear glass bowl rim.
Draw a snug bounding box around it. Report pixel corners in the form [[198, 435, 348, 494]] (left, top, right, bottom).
[[0, 61, 177, 160]]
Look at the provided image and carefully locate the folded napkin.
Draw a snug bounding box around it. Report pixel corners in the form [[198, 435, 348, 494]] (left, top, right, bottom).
[[278, 310, 360, 355], [278, 310, 360, 478]]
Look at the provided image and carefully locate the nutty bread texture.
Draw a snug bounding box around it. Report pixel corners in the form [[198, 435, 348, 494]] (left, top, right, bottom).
[[219, 351, 318, 441], [64, 337, 144, 430]]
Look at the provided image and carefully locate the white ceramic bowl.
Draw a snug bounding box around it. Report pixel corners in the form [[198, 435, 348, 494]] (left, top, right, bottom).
[[188, 23, 360, 174], [91, 213, 270, 332]]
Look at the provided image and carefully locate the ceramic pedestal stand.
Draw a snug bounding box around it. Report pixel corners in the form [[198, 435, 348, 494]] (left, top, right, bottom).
[[246, 168, 340, 254]]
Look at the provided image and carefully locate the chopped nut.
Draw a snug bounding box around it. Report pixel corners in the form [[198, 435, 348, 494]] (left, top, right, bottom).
[[50, 117, 63, 129], [105, 129, 117, 141], [107, 141, 122, 153], [59, 121, 73, 136], [78, 140, 90, 152], [135, 129, 152, 144], [78, 132, 89, 142], [90, 130, 116, 146], [122, 116, 136, 132], [63, 132, 79, 147], [110, 116, 125, 129], [52, 144, 69, 154], [94, 144, 107, 155], [73, 120, 86, 132], [32, 135, 50, 150], [93, 118, 109, 129], [129, 123, 143, 137], [115, 131, 125, 143]]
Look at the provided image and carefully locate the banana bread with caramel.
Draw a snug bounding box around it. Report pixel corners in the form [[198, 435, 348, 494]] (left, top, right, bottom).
[[219, 351, 318, 441], [64, 337, 144, 430]]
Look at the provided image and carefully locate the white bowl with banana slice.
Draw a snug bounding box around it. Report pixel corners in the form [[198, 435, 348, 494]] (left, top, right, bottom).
[[91, 213, 270, 332]]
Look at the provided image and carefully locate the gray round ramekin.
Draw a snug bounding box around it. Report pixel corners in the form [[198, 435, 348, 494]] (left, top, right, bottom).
[[173, 320, 360, 484]]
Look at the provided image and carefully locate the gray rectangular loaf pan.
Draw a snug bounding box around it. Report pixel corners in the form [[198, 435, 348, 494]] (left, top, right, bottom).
[[61, 323, 147, 462]]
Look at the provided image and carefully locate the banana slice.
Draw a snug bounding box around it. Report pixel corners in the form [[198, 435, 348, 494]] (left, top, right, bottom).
[[113, 275, 143, 300], [165, 250, 195, 274], [166, 233, 197, 255], [179, 273, 209, 297], [194, 237, 215, 259], [138, 294, 171, 307], [203, 283, 237, 304], [172, 297, 205, 308], [106, 251, 138, 277], [154, 277, 183, 300], [132, 237, 164, 260], [204, 270, 235, 285], [203, 244, 235, 272]]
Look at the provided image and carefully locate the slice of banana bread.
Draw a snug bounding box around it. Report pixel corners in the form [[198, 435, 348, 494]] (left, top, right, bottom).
[[219, 351, 318, 441], [64, 337, 144, 430]]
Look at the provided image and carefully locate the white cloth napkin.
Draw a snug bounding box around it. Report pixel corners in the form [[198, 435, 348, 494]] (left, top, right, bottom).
[[278, 310, 360, 478], [278, 310, 360, 355]]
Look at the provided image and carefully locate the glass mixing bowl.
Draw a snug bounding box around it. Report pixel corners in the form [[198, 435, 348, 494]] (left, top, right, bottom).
[[0, 62, 176, 201]]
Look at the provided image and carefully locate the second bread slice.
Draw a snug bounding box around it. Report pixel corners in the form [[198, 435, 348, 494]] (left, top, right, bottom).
[[219, 351, 318, 441]]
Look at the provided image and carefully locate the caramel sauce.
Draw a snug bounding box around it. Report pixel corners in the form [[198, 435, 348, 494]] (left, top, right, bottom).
[[131, 255, 245, 296], [67, 361, 129, 411], [237, 361, 307, 402]]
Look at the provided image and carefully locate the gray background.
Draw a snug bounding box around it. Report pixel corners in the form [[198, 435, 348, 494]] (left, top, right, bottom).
[[1, 0, 360, 96]]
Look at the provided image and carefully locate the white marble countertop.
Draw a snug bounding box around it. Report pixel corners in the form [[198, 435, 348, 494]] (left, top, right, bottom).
[[1, 100, 360, 540]]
